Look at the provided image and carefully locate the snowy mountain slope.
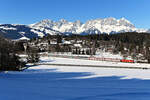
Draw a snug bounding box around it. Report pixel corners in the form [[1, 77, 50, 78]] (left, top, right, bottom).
[[0, 24, 38, 39], [0, 17, 148, 40], [0, 24, 61, 39]]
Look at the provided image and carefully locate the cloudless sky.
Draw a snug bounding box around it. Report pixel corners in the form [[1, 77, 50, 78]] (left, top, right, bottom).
[[0, 0, 150, 28]]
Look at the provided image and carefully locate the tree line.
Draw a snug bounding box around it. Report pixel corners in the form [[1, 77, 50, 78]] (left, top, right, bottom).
[[0, 36, 26, 71]]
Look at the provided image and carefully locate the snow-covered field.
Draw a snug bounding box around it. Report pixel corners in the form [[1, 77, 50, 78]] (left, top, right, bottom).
[[39, 56, 150, 69], [29, 64, 150, 80], [1, 57, 150, 100]]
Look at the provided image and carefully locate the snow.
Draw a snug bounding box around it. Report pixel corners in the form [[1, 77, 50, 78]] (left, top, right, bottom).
[[63, 41, 72, 44], [30, 17, 147, 35], [1, 57, 150, 99], [95, 52, 123, 59], [44, 29, 56, 35], [30, 29, 44, 37], [28, 65, 150, 80], [2, 65, 150, 100], [48, 52, 90, 57], [74, 43, 82, 47], [119, 17, 132, 25], [18, 54, 28, 57], [13, 36, 30, 41], [36, 56, 150, 80], [40, 57, 142, 68], [19, 32, 25, 34], [0, 26, 17, 30], [19, 37, 30, 40], [2, 55, 150, 80]]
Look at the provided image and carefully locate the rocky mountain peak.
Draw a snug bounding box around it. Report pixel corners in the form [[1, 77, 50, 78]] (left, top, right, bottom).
[[118, 17, 135, 28], [59, 19, 68, 24], [30, 17, 141, 35]]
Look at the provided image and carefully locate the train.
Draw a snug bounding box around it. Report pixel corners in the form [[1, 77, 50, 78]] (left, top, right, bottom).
[[120, 59, 134, 63], [89, 57, 134, 63]]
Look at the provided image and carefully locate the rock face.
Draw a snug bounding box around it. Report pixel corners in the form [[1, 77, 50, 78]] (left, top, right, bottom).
[[31, 17, 147, 35], [0, 17, 148, 40]]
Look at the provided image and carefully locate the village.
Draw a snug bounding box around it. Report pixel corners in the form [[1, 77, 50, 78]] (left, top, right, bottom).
[[19, 34, 149, 64]]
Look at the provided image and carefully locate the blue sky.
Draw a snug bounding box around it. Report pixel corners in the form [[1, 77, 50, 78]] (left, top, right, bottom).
[[0, 0, 150, 28]]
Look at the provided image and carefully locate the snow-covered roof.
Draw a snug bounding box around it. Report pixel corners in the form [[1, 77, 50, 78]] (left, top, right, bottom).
[[50, 41, 57, 45], [63, 41, 72, 44], [74, 44, 82, 47], [19, 37, 30, 40]]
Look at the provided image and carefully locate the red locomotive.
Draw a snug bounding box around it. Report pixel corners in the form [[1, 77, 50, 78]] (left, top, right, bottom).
[[120, 59, 134, 63]]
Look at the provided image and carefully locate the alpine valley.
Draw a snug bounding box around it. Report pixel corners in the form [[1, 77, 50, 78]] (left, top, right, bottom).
[[0, 17, 148, 40]]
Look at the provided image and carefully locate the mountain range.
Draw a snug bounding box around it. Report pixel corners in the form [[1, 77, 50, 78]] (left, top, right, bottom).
[[0, 17, 148, 40]]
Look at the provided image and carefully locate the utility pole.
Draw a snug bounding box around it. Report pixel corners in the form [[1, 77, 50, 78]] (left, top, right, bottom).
[[23, 43, 28, 54], [91, 41, 96, 56]]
